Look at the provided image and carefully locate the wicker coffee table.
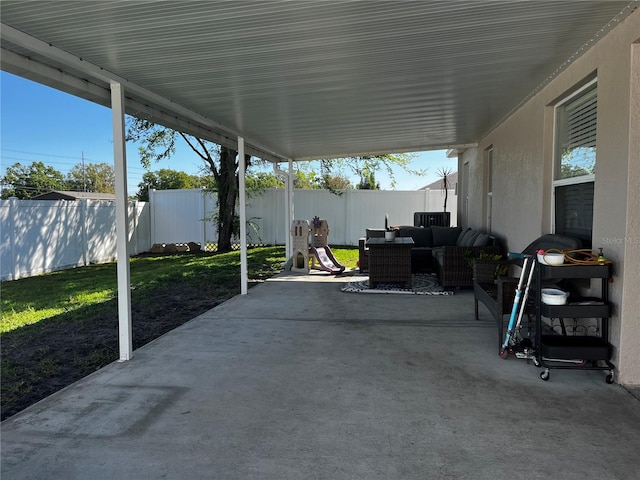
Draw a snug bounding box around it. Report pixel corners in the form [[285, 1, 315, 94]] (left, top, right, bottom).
[[366, 237, 414, 288]]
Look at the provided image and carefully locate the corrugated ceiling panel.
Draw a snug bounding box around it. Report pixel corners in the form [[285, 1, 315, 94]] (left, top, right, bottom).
[[1, 0, 636, 160]]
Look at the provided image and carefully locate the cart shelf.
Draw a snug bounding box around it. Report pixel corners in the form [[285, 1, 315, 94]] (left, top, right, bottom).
[[541, 298, 611, 318], [535, 261, 615, 383], [540, 335, 612, 360], [538, 263, 611, 279]]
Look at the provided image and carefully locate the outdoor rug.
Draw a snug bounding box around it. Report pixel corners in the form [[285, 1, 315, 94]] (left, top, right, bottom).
[[341, 273, 454, 295]]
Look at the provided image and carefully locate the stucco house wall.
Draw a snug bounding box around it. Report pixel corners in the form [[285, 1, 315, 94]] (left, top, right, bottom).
[[458, 9, 640, 385]]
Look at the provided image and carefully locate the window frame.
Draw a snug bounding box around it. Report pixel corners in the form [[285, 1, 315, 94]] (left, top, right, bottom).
[[553, 78, 597, 182], [552, 78, 597, 246]]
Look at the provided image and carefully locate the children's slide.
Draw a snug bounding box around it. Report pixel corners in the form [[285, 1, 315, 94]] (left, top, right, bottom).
[[310, 246, 345, 274]]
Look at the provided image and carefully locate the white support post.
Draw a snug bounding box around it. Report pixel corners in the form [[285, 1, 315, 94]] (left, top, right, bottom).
[[238, 137, 248, 295], [283, 164, 290, 258], [287, 159, 294, 258], [111, 82, 133, 362]]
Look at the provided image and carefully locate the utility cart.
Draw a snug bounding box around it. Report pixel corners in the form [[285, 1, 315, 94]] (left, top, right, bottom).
[[534, 262, 615, 383]]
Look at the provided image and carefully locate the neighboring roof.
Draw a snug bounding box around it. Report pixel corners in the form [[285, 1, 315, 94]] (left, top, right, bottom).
[[1, 2, 636, 161], [420, 172, 459, 191], [32, 191, 116, 201]]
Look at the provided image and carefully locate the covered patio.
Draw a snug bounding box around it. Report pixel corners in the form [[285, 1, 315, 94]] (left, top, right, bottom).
[[2, 2, 638, 384], [2, 2, 640, 475], [2, 271, 640, 479]]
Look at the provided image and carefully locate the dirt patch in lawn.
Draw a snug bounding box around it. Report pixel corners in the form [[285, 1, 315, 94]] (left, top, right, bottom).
[[1, 278, 252, 420]]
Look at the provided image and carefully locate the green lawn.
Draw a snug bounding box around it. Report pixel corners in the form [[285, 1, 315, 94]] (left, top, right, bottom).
[[1, 245, 359, 333], [1, 244, 358, 419]]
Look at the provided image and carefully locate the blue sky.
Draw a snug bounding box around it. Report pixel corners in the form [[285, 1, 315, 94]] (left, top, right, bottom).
[[1, 71, 456, 194]]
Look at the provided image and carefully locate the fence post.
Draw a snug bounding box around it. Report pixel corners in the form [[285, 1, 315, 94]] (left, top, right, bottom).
[[131, 200, 138, 255], [149, 189, 156, 246], [273, 189, 279, 246], [80, 199, 89, 266], [344, 189, 351, 245], [200, 187, 207, 250], [9, 197, 18, 280]]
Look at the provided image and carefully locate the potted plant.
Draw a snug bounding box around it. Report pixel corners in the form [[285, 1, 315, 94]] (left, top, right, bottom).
[[466, 250, 509, 282], [384, 214, 396, 241]]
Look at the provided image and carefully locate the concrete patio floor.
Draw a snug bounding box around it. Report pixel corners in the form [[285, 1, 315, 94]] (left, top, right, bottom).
[[2, 270, 639, 479]]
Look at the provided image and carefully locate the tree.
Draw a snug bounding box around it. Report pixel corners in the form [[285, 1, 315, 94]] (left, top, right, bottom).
[[323, 174, 352, 190], [245, 169, 351, 191], [126, 119, 423, 250], [357, 169, 380, 190], [292, 154, 421, 191], [1, 161, 67, 199], [244, 172, 284, 191], [318, 153, 421, 190], [126, 118, 250, 252], [293, 170, 321, 189], [136, 169, 205, 201], [66, 162, 116, 194]]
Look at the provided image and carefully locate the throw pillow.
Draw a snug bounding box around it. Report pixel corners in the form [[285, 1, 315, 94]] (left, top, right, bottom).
[[411, 227, 433, 248], [465, 231, 481, 246], [431, 226, 462, 246], [460, 229, 481, 246], [366, 228, 385, 239], [395, 226, 417, 238], [473, 233, 491, 247], [456, 228, 474, 246]]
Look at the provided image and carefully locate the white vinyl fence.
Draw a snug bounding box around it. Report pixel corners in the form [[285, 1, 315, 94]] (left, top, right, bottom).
[[1, 198, 150, 280], [150, 187, 457, 248], [1, 188, 455, 280]]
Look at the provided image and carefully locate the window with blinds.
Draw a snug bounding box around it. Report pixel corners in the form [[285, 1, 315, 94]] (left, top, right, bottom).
[[554, 80, 597, 247], [555, 83, 597, 179]]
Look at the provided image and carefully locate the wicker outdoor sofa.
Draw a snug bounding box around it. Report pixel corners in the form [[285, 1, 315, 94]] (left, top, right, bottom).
[[359, 225, 500, 288]]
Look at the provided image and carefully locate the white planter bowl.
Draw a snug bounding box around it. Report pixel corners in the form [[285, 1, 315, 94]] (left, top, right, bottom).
[[384, 231, 396, 242], [537, 252, 565, 265], [541, 288, 569, 305]]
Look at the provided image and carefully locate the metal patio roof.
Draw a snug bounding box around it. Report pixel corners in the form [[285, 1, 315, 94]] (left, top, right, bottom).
[[1, 1, 637, 162]]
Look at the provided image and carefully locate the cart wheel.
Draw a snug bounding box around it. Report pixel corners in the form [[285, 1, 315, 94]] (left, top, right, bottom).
[[533, 357, 541, 368], [499, 348, 508, 359], [540, 370, 550, 381], [605, 373, 615, 384]]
